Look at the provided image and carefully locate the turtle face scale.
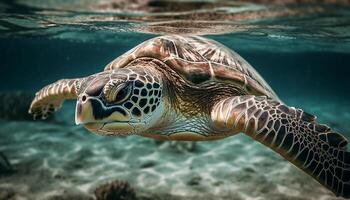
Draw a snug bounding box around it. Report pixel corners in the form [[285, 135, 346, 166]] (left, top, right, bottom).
[[75, 67, 164, 135]]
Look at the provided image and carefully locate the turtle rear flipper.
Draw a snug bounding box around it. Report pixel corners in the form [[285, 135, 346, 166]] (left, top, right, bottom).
[[29, 79, 80, 120], [211, 95, 350, 198]]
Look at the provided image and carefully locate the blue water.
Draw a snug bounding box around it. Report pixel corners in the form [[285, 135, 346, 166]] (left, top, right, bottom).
[[0, 1, 350, 200], [2, 36, 349, 105]]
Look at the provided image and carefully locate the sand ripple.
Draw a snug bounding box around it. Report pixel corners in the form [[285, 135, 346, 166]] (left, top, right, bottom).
[[0, 97, 349, 200]]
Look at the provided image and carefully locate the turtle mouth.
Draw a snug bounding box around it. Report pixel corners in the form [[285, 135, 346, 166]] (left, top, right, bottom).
[[75, 96, 131, 126]]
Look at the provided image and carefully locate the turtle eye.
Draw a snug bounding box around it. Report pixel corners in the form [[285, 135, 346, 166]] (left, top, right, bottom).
[[104, 81, 132, 104]]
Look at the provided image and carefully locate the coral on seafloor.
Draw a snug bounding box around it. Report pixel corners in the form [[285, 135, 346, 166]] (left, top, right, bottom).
[[94, 180, 137, 200], [0, 91, 35, 121]]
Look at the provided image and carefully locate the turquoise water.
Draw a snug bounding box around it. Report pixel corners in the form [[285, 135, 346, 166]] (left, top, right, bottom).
[[1, 1, 350, 200]]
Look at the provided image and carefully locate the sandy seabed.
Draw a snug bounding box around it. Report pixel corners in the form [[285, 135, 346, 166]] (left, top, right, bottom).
[[0, 97, 349, 200]]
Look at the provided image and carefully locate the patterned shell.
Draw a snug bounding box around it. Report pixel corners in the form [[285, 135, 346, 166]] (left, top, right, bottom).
[[104, 35, 278, 100]]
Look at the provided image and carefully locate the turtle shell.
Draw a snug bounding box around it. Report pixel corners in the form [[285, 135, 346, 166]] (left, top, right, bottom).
[[105, 35, 278, 100]]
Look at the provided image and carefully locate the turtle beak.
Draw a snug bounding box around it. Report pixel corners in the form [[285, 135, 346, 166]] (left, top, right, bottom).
[[75, 95, 95, 125], [75, 95, 106, 132], [75, 95, 132, 132]]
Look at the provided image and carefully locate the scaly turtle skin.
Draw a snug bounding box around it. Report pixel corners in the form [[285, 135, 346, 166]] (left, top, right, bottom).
[[29, 35, 350, 198]]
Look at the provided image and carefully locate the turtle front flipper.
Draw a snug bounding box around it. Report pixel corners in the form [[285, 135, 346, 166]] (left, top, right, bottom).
[[211, 95, 350, 198], [29, 79, 80, 119]]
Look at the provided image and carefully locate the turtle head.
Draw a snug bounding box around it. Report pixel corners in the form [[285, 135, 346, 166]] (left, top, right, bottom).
[[75, 68, 164, 136]]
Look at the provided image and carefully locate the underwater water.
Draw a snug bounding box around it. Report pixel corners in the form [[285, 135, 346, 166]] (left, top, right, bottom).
[[1, 0, 350, 200]]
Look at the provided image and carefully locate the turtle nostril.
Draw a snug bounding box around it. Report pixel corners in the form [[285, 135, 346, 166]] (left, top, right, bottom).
[[81, 95, 87, 103]]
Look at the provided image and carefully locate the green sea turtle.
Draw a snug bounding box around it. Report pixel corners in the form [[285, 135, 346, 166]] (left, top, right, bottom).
[[29, 35, 350, 197]]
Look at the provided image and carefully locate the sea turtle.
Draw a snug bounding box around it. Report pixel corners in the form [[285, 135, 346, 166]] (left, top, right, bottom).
[[29, 35, 350, 197]]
